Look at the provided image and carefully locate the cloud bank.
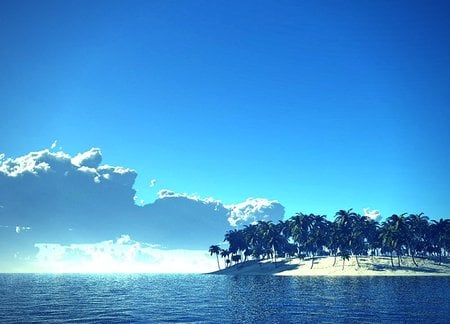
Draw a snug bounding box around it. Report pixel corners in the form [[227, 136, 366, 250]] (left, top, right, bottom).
[[33, 235, 215, 273], [0, 147, 285, 271]]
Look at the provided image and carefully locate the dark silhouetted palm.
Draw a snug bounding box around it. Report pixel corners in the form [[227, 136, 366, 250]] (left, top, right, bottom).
[[406, 213, 429, 267], [220, 249, 230, 268], [430, 218, 450, 264], [209, 245, 222, 270]]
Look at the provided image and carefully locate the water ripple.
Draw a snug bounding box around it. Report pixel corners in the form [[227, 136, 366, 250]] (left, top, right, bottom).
[[0, 274, 449, 323]]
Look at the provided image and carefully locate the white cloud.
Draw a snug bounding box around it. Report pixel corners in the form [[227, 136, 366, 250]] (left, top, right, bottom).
[[0, 147, 286, 271], [156, 190, 284, 227], [0, 150, 69, 177], [50, 140, 57, 150], [71, 148, 102, 168], [149, 179, 156, 187], [33, 235, 216, 273], [225, 198, 285, 227], [157, 189, 222, 206], [363, 208, 381, 221], [15, 226, 31, 234]]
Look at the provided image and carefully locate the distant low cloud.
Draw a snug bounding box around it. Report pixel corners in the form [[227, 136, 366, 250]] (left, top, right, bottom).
[[363, 208, 381, 221], [33, 235, 216, 273], [149, 179, 156, 187], [50, 140, 58, 150]]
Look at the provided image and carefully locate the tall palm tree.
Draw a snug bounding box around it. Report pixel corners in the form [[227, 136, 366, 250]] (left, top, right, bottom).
[[258, 221, 285, 266], [349, 213, 366, 267], [334, 209, 356, 269], [328, 221, 341, 266], [224, 229, 246, 263], [209, 245, 222, 270], [289, 212, 313, 259], [363, 217, 380, 258], [277, 220, 292, 258], [307, 214, 329, 269], [406, 213, 429, 266], [430, 218, 450, 264], [381, 213, 408, 267], [379, 222, 395, 267], [242, 223, 259, 261]]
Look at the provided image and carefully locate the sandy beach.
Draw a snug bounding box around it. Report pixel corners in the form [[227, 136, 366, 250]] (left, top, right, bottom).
[[210, 256, 450, 276]]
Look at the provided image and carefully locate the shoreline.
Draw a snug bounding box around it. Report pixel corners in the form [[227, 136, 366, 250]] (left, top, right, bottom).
[[209, 256, 450, 276]]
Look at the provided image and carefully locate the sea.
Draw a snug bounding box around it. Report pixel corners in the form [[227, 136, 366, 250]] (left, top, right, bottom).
[[0, 274, 449, 323]]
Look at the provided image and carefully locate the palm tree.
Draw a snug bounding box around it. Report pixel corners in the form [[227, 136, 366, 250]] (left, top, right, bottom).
[[242, 224, 259, 261], [328, 221, 341, 266], [406, 213, 429, 266], [231, 254, 241, 264], [363, 217, 380, 258], [334, 209, 356, 268], [289, 212, 313, 259], [209, 245, 222, 270], [339, 250, 351, 270], [224, 229, 246, 263], [349, 213, 366, 267], [379, 222, 395, 267], [306, 214, 329, 269], [277, 220, 292, 259], [381, 213, 408, 267], [220, 249, 230, 268], [258, 221, 285, 266], [430, 219, 450, 264]]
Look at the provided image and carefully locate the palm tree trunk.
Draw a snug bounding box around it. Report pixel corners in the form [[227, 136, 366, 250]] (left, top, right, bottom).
[[390, 252, 394, 267], [333, 253, 337, 267], [342, 258, 345, 270], [216, 255, 221, 270], [411, 252, 418, 267], [273, 246, 277, 268], [397, 253, 401, 267], [355, 254, 360, 268], [310, 254, 315, 269]]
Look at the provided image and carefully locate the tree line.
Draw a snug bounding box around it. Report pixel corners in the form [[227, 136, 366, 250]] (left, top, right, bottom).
[[208, 209, 450, 270]]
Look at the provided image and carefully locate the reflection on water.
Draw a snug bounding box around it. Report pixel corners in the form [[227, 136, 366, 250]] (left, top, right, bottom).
[[0, 274, 449, 323]]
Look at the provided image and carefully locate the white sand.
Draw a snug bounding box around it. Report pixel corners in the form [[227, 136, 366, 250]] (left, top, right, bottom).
[[210, 256, 450, 276]]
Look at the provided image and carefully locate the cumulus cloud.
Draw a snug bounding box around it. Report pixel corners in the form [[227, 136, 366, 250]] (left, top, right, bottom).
[[363, 208, 381, 221], [71, 148, 102, 168], [0, 147, 286, 271], [149, 179, 156, 187], [50, 140, 57, 150], [33, 235, 216, 273], [226, 198, 285, 227], [0, 148, 138, 243]]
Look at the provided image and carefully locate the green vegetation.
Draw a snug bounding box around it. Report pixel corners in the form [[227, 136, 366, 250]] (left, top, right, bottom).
[[209, 210, 450, 270]]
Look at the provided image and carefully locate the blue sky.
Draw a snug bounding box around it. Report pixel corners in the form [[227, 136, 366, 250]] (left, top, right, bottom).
[[2, 0, 450, 221]]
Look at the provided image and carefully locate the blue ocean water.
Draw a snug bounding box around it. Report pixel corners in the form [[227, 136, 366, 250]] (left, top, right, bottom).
[[0, 274, 449, 323]]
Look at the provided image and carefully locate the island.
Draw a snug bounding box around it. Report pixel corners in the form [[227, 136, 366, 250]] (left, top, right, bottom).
[[208, 210, 450, 276]]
